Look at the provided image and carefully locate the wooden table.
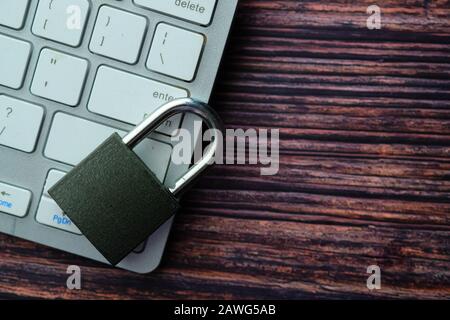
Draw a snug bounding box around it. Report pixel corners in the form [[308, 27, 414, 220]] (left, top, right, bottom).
[[1, 0, 449, 299]]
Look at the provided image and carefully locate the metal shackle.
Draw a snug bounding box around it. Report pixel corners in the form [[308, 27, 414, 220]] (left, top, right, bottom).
[[122, 98, 223, 195]]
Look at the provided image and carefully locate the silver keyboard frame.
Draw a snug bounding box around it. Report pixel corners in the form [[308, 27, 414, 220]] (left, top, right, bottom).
[[0, 0, 238, 273]]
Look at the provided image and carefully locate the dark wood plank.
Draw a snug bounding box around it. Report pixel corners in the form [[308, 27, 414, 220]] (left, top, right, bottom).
[[0, 0, 449, 299]]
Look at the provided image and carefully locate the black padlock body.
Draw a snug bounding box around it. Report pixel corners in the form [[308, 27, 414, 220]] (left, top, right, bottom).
[[49, 133, 180, 266]]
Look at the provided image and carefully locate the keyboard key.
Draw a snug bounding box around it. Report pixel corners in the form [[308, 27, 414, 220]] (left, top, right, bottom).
[[0, 95, 44, 153], [31, 48, 88, 106], [147, 23, 204, 81], [32, 0, 90, 47], [0, 0, 30, 29], [156, 114, 183, 136], [43, 169, 66, 197], [37, 169, 81, 234], [88, 66, 187, 135], [134, 0, 217, 26], [0, 182, 32, 218], [45, 113, 172, 182], [90, 6, 147, 64], [0, 34, 31, 89], [36, 196, 82, 234]]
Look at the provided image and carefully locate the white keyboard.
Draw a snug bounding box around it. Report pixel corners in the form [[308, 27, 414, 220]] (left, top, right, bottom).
[[0, 0, 238, 273]]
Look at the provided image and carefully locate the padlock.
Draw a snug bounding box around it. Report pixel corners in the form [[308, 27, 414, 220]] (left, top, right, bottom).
[[48, 98, 222, 266]]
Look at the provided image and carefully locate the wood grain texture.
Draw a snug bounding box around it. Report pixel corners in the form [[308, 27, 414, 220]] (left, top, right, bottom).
[[1, 0, 449, 299]]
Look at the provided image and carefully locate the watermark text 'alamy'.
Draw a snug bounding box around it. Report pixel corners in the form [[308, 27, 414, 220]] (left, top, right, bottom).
[[171, 121, 280, 176]]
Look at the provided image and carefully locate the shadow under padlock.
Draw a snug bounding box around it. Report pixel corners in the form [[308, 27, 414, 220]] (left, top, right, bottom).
[[49, 98, 223, 266]]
